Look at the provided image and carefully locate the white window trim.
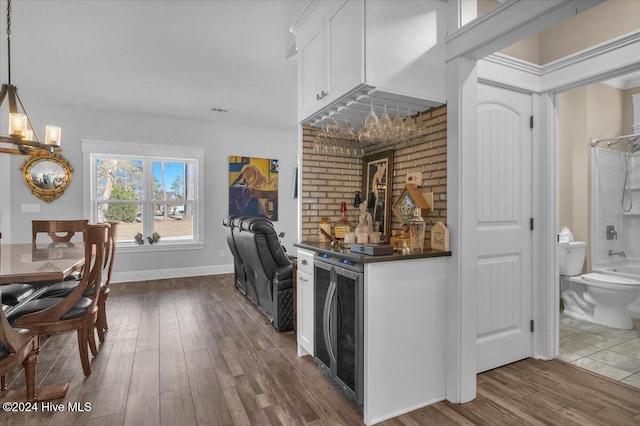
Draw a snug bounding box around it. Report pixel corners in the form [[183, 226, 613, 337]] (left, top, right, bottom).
[[82, 139, 205, 251]]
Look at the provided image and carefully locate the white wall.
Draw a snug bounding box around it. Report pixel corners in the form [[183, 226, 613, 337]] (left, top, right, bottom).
[[6, 103, 298, 282]]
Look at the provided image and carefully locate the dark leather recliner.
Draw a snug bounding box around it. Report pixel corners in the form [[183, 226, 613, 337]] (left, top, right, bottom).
[[222, 216, 293, 332], [222, 215, 247, 296]]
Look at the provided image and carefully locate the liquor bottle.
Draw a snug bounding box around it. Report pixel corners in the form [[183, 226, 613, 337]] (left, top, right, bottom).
[[340, 201, 348, 223], [409, 208, 425, 253]]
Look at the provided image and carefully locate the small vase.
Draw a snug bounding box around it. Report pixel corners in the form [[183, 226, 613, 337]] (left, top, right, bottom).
[[409, 208, 425, 252]]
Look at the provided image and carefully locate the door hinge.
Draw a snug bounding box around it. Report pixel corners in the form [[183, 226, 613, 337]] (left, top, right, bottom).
[[530, 115, 534, 129], [530, 218, 534, 231], [530, 320, 534, 333]]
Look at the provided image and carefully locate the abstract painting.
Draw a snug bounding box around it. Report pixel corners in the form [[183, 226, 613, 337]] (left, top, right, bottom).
[[229, 156, 279, 220]]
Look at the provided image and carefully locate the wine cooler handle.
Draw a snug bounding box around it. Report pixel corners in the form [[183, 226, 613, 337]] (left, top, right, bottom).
[[323, 280, 337, 366]]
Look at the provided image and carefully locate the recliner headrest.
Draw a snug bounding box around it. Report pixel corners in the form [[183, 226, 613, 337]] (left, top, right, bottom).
[[222, 215, 238, 227]]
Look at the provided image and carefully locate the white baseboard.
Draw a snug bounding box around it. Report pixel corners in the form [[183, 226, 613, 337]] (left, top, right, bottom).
[[111, 264, 234, 284]]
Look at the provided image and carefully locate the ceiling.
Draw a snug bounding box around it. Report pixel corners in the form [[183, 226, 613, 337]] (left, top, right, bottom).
[[2, 0, 305, 132]]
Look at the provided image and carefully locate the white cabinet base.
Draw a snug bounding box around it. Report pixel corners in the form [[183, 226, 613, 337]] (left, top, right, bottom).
[[363, 257, 448, 425], [297, 248, 315, 357]]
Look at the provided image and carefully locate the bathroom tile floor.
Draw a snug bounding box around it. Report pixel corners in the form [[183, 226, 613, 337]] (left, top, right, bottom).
[[560, 314, 640, 388]]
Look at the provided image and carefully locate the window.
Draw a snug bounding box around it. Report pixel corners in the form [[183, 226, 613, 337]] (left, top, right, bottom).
[[83, 140, 204, 249]]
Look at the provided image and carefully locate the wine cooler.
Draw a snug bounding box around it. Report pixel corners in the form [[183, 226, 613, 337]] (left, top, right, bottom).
[[314, 253, 364, 409]]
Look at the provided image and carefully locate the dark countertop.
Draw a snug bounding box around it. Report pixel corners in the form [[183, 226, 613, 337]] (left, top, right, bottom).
[[294, 240, 451, 264]]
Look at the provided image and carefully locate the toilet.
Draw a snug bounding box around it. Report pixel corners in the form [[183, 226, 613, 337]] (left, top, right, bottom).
[[560, 241, 640, 329]]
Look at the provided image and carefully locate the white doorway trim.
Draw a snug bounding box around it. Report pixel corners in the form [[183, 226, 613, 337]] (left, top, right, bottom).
[[446, 0, 640, 404], [478, 30, 640, 362]]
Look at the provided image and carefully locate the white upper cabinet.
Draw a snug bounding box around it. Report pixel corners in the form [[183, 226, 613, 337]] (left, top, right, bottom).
[[296, 1, 365, 121], [292, 0, 447, 123], [298, 28, 326, 120], [327, 1, 365, 110]]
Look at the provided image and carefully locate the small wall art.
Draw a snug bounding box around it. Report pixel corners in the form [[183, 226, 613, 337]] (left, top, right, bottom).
[[229, 156, 279, 220]]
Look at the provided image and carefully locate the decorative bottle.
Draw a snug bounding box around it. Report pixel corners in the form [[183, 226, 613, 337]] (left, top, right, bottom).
[[355, 202, 373, 244], [409, 208, 425, 252]]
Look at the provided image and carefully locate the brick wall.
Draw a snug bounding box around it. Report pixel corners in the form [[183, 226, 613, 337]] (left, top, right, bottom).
[[300, 126, 362, 241], [301, 104, 447, 243]]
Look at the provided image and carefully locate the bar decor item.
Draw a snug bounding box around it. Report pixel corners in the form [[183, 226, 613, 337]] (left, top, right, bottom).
[[409, 207, 426, 252], [430, 221, 449, 251], [350, 243, 393, 256], [319, 217, 332, 242]]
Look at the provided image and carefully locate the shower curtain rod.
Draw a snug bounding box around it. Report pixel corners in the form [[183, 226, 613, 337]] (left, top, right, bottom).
[[591, 133, 640, 147]]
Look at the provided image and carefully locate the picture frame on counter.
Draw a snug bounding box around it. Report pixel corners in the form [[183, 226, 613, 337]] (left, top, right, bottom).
[[362, 149, 393, 241]]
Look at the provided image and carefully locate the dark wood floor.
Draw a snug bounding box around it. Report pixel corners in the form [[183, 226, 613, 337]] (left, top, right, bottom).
[[2, 275, 640, 425]]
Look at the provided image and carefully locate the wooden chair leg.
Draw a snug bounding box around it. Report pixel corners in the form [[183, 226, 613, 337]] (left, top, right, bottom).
[[101, 296, 109, 331], [77, 326, 91, 377], [97, 321, 106, 343], [22, 351, 38, 401], [88, 323, 98, 357], [97, 298, 108, 343]]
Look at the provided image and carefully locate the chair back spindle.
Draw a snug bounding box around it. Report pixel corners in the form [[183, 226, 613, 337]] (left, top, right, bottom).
[[32, 220, 89, 245]]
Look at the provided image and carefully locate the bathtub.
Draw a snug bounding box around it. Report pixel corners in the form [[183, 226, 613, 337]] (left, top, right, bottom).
[[593, 261, 640, 280]]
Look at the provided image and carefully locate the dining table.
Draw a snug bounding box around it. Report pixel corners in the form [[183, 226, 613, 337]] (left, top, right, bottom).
[[0, 242, 86, 284], [0, 242, 85, 402]]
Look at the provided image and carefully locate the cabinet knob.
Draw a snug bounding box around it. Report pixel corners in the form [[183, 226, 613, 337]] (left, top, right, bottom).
[[301, 259, 308, 265], [316, 91, 328, 101]]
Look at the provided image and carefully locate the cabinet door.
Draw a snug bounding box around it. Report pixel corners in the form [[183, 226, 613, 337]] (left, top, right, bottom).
[[327, 0, 364, 104], [334, 266, 362, 402], [297, 270, 314, 357], [298, 28, 325, 121]]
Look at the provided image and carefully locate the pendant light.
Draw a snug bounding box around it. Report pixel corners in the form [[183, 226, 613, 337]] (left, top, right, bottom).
[[0, 0, 61, 155]]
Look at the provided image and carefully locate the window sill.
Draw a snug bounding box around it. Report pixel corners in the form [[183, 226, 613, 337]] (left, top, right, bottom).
[[117, 241, 205, 253]]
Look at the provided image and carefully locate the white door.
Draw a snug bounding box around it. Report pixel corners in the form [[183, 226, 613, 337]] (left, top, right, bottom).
[[476, 83, 533, 373]]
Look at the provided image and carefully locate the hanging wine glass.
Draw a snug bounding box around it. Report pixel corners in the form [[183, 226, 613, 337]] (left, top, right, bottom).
[[339, 115, 355, 140], [404, 109, 416, 139], [364, 100, 379, 134], [378, 103, 392, 141], [326, 117, 339, 138], [391, 106, 404, 142], [357, 124, 369, 143], [313, 132, 321, 153]]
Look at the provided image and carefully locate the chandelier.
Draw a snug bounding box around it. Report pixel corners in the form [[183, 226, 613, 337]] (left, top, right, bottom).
[[0, 0, 61, 156]]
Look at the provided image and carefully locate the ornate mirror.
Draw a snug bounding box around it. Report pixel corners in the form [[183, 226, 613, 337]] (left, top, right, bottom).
[[20, 153, 73, 202]]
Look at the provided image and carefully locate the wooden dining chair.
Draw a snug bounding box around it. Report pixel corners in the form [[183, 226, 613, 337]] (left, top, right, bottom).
[[32, 219, 89, 245], [0, 295, 69, 402], [0, 232, 36, 308], [96, 222, 117, 343], [0, 306, 39, 401], [33, 219, 89, 283], [7, 224, 110, 377], [33, 222, 118, 346]]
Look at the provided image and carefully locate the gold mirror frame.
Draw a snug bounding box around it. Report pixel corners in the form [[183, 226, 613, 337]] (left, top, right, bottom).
[[20, 152, 73, 202]]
